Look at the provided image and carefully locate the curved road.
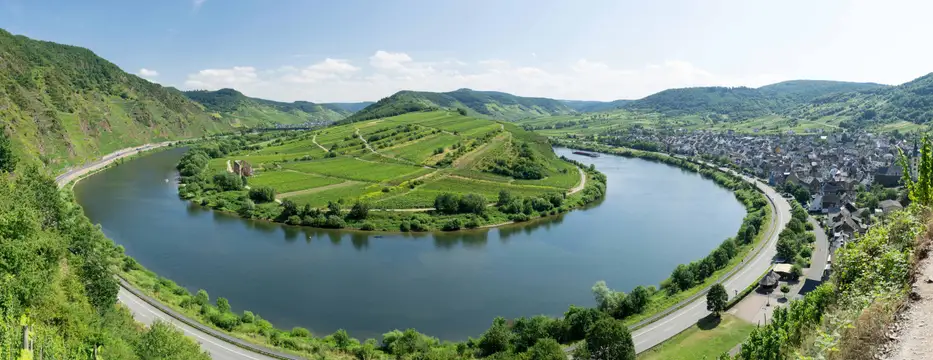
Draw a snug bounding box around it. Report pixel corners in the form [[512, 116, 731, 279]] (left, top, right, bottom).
[[630, 168, 790, 352], [59, 146, 789, 359]]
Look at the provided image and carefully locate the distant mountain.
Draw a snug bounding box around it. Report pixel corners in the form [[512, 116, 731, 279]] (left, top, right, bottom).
[[621, 80, 890, 121], [787, 74, 933, 129], [183, 88, 357, 125], [344, 88, 578, 123], [561, 99, 632, 112], [325, 102, 374, 113], [0, 29, 235, 167]]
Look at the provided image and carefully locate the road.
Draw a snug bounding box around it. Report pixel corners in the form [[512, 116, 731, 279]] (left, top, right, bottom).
[[628, 166, 791, 353], [56, 144, 290, 360]]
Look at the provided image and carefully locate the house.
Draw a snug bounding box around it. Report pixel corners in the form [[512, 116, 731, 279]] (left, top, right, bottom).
[[879, 199, 904, 214], [873, 164, 903, 187], [772, 264, 795, 280]]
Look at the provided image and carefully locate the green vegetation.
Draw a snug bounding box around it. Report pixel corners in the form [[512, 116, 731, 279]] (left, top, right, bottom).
[[706, 284, 728, 317], [184, 88, 360, 125], [637, 315, 753, 360], [176, 111, 599, 231], [774, 201, 816, 267], [0, 146, 209, 358], [344, 88, 578, 123], [0, 29, 242, 169]]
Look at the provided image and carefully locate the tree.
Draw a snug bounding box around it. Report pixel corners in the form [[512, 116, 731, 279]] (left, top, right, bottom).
[[457, 107, 468, 116], [193, 289, 210, 307], [137, 321, 211, 360], [706, 283, 728, 317], [525, 338, 567, 360], [216, 297, 231, 313], [497, 190, 513, 206], [332, 329, 352, 350], [248, 186, 276, 203], [327, 201, 342, 217], [790, 264, 804, 279], [434, 193, 461, 214], [0, 130, 16, 173], [780, 284, 791, 299], [585, 318, 636, 360], [212, 172, 243, 191], [478, 317, 514, 356], [348, 201, 370, 220]]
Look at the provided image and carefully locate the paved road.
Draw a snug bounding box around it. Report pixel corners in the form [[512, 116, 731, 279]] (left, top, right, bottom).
[[629, 168, 791, 353]]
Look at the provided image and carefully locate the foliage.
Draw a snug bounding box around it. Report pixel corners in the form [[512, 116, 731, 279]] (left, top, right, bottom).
[[248, 186, 277, 203], [585, 318, 636, 360], [183, 88, 353, 125], [0, 130, 14, 173], [706, 283, 728, 316]]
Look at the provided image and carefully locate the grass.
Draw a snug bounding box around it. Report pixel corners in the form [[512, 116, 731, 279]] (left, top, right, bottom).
[[421, 176, 564, 202], [637, 314, 754, 360], [248, 171, 343, 193], [282, 157, 429, 183], [382, 133, 460, 164], [287, 182, 377, 207]]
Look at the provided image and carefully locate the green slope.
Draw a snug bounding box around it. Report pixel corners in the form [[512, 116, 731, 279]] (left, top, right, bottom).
[[183, 88, 363, 126], [787, 74, 933, 129], [620, 80, 890, 122], [345, 88, 578, 123], [0, 29, 235, 168]]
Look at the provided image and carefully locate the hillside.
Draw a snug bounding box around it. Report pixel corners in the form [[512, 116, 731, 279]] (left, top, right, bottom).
[[177, 110, 601, 232], [183, 88, 362, 126], [787, 73, 933, 129], [562, 99, 632, 112], [0, 29, 238, 168], [344, 88, 578, 123]]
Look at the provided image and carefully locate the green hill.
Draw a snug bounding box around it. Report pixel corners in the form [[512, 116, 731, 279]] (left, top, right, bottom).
[[345, 88, 578, 123], [183, 88, 361, 126], [0, 29, 240, 168], [787, 74, 933, 129], [620, 80, 889, 122], [561, 99, 632, 112]]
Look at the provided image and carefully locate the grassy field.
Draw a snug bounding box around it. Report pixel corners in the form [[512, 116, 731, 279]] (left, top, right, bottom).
[[638, 314, 753, 360], [200, 111, 583, 212]]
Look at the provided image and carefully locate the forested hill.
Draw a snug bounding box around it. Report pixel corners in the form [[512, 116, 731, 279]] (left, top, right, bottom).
[[0, 29, 239, 167], [786, 73, 933, 129], [621, 80, 888, 121], [183, 88, 366, 125], [343, 88, 578, 123]]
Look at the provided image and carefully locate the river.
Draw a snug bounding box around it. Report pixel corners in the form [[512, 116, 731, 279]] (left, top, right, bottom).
[[74, 147, 746, 341]]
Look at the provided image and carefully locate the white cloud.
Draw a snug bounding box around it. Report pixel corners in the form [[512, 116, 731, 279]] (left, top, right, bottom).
[[184, 66, 258, 90], [181, 51, 786, 102], [138, 68, 159, 78], [193, 0, 207, 10]]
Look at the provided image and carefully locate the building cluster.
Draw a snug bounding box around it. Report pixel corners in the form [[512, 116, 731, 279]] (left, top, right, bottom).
[[607, 129, 913, 247]]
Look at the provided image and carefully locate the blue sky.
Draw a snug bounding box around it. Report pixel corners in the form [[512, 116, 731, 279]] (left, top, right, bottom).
[[3, 0, 933, 102]]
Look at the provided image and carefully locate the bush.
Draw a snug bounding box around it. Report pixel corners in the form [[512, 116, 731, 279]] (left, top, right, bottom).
[[241, 311, 255, 324], [348, 201, 370, 220], [287, 215, 301, 225], [509, 213, 531, 222], [442, 218, 462, 231], [248, 187, 276, 203], [212, 172, 243, 191], [360, 222, 375, 231], [399, 221, 411, 232], [210, 312, 240, 331], [465, 218, 480, 229], [434, 193, 461, 214], [459, 193, 487, 214], [291, 327, 311, 338], [324, 215, 346, 229]]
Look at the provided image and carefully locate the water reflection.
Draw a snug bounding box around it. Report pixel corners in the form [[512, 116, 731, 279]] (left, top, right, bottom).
[[74, 146, 747, 340]]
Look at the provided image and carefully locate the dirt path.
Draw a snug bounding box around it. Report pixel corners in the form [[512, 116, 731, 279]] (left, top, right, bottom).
[[567, 167, 587, 194], [275, 181, 362, 199], [312, 134, 329, 152], [884, 239, 933, 360], [355, 129, 376, 153], [226, 160, 233, 173]]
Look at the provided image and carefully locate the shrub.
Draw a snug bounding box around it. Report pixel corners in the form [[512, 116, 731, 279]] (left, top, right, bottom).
[[348, 201, 370, 220], [248, 186, 276, 203], [241, 311, 255, 324], [287, 215, 301, 225], [324, 215, 346, 229], [465, 218, 480, 229], [459, 193, 487, 214], [509, 213, 531, 222], [212, 172, 243, 191], [210, 312, 240, 331], [360, 222, 375, 231], [291, 327, 311, 338], [434, 193, 461, 214], [442, 218, 462, 231], [399, 221, 411, 232]]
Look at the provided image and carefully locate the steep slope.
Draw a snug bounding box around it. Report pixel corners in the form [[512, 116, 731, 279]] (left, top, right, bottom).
[[0, 29, 234, 168], [757, 80, 888, 103], [344, 88, 577, 123], [788, 73, 933, 129], [183, 88, 358, 126]]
